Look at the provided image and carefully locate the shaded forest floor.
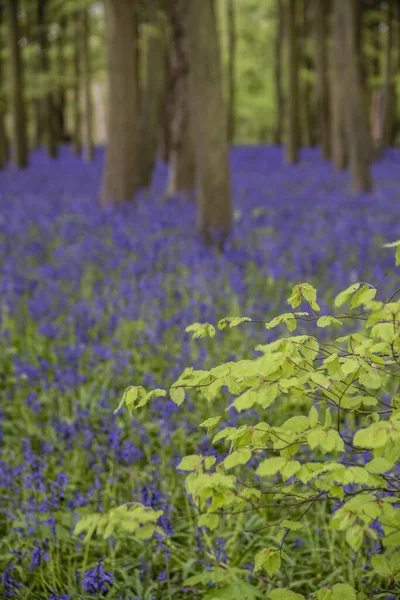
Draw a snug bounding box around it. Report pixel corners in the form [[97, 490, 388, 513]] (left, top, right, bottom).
[[0, 146, 400, 598]]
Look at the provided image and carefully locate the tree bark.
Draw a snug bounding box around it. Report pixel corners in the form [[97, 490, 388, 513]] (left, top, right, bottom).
[[284, 0, 300, 164], [55, 16, 67, 142], [165, 0, 195, 198], [336, 0, 373, 193], [82, 9, 94, 162], [330, 0, 347, 170], [227, 0, 236, 145], [0, 5, 7, 168], [38, 0, 57, 158], [184, 0, 231, 245], [5, 0, 28, 168], [101, 0, 138, 206], [376, 0, 395, 156], [72, 11, 81, 156], [314, 0, 330, 159], [136, 1, 168, 188], [274, 0, 284, 145]]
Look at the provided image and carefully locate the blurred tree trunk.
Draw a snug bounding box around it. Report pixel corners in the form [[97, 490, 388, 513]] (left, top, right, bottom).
[[82, 9, 94, 162], [38, 0, 57, 158], [101, 0, 138, 206], [376, 0, 395, 156], [136, 1, 168, 188], [330, 0, 347, 170], [0, 5, 7, 168], [184, 0, 231, 245], [285, 0, 300, 164], [5, 0, 28, 168], [227, 0, 236, 145], [314, 0, 330, 159], [301, 0, 316, 147], [72, 11, 81, 155], [273, 0, 284, 144], [159, 53, 171, 163], [336, 0, 373, 193], [55, 16, 67, 143], [166, 0, 195, 197]]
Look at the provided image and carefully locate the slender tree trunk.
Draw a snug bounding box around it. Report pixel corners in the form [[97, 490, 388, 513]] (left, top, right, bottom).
[[274, 0, 284, 145], [72, 11, 81, 155], [0, 6, 7, 168], [159, 52, 172, 163], [330, 0, 347, 170], [82, 9, 94, 162], [38, 0, 57, 158], [336, 0, 373, 193], [184, 0, 231, 245], [301, 0, 315, 147], [55, 16, 67, 142], [227, 0, 236, 145], [5, 0, 28, 168], [166, 0, 195, 197], [101, 0, 138, 206], [284, 0, 300, 164], [314, 0, 330, 159], [377, 0, 395, 155], [136, 1, 168, 188]]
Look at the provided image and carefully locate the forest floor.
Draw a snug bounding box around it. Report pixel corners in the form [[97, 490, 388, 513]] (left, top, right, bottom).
[[0, 146, 399, 599]]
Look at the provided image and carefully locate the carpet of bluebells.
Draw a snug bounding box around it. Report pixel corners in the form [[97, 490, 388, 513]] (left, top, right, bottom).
[[0, 146, 400, 599]]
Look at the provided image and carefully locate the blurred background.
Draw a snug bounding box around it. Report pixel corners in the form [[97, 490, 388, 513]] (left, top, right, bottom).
[[2, 0, 400, 242]]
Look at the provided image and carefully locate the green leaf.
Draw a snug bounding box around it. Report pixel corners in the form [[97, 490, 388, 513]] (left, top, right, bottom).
[[223, 448, 252, 470], [309, 406, 318, 427], [371, 554, 391, 577], [198, 513, 219, 530], [383, 239, 400, 248], [218, 316, 252, 329], [177, 455, 202, 471], [185, 322, 216, 339], [351, 285, 377, 308], [199, 416, 223, 432], [256, 456, 286, 477], [254, 548, 281, 575], [268, 590, 305, 600], [331, 585, 356, 600], [334, 283, 361, 308], [365, 457, 393, 473], [170, 386, 185, 406], [346, 524, 364, 551], [317, 316, 343, 328]]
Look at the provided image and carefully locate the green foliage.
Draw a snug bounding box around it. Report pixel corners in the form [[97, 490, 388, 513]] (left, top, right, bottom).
[[116, 246, 400, 595]]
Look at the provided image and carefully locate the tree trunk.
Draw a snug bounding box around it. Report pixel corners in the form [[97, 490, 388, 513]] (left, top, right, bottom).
[[314, 0, 330, 159], [159, 53, 172, 163], [101, 0, 138, 206], [72, 12, 81, 156], [136, 1, 168, 188], [5, 0, 28, 168], [376, 0, 395, 156], [38, 0, 57, 158], [0, 6, 7, 168], [274, 0, 284, 145], [301, 0, 316, 147], [336, 0, 373, 193], [82, 9, 94, 162], [55, 16, 67, 142], [166, 0, 195, 198], [330, 0, 347, 170], [227, 0, 236, 145], [284, 0, 300, 164], [184, 0, 231, 245]]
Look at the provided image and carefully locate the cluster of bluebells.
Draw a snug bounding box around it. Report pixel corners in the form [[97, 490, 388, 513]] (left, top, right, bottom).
[[0, 146, 399, 596]]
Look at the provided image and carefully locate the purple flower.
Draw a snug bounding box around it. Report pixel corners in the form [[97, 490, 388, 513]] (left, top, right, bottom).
[[81, 557, 114, 595]]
